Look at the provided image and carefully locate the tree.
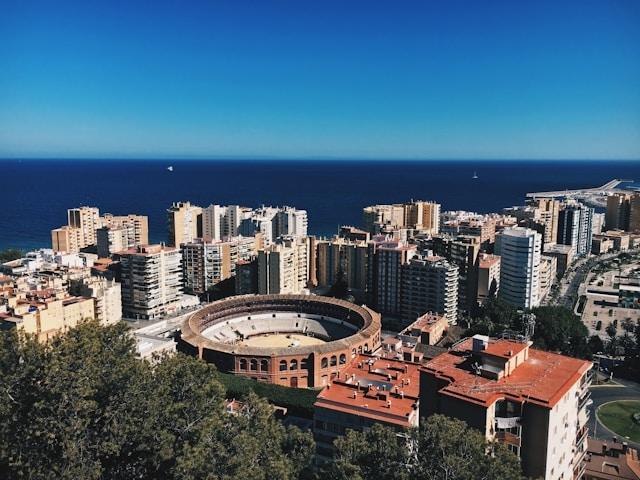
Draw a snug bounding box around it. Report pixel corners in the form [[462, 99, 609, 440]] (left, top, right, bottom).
[[587, 335, 604, 355], [328, 268, 350, 300], [325, 424, 411, 480], [323, 415, 524, 480], [531, 306, 591, 358], [605, 323, 617, 341], [0, 321, 314, 480]]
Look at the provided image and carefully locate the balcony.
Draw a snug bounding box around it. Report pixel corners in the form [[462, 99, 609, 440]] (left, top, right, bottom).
[[578, 390, 592, 411], [495, 430, 521, 447]]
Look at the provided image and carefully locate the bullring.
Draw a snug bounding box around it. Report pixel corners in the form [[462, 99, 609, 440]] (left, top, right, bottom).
[[179, 294, 382, 388]]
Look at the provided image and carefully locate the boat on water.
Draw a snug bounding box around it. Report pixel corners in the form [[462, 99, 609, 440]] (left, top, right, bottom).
[[167, 166, 174, 172], [472, 171, 478, 179]]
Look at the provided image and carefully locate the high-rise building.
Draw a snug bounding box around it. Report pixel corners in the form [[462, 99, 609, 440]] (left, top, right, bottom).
[[368, 240, 417, 316], [315, 237, 369, 295], [420, 336, 592, 480], [558, 201, 593, 256], [51, 226, 83, 253], [403, 200, 440, 234], [531, 198, 560, 245], [67, 206, 102, 246], [96, 214, 149, 258], [495, 227, 542, 309], [52, 206, 102, 253], [275, 206, 308, 237], [363, 201, 440, 235], [167, 201, 202, 247], [427, 235, 480, 312], [117, 245, 183, 320], [239, 205, 307, 246], [401, 255, 458, 325], [257, 237, 309, 294], [96, 226, 129, 258], [476, 253, 500, 304], [181, 239, 232, 295], [51, 207, 148, 254], [606, 193, 631, 231], [201, 204, 224, 241], [102, 214, 149, 246]]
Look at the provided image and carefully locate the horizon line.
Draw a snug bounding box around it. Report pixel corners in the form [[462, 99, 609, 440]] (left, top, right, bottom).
[[1, 156, 639, 163]]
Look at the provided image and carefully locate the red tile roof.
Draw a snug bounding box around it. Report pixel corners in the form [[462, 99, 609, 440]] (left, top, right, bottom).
[[422, 338, 591, 408]]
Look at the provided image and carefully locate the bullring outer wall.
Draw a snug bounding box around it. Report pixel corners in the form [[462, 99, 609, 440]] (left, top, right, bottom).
[[178, 294, 382, 388]]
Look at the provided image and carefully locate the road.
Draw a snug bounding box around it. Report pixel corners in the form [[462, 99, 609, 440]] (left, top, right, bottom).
[[543, 251, 628, 309], [589, 377, 640, 449]]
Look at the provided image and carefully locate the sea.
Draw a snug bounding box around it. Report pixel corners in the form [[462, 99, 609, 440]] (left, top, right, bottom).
[[1, 159, 639, 251]]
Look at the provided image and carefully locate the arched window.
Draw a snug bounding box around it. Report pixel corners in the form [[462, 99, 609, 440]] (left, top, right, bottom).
[[260, 359, 269, 371], [250, 359, 258, 371], [339, 354, 346, 365], [351, 348, 356, 358], [330, 355, 337, 367], [358, 346, 363, 354], [239, 358, 247, 370], [279, 360, 288, 371], [321, 357, 328, 369], [290, 359, 298, 370], [364, 344, 369, 352]]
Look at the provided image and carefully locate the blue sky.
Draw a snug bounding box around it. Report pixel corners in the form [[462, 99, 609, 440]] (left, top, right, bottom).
[[1, 0, 639, 160]]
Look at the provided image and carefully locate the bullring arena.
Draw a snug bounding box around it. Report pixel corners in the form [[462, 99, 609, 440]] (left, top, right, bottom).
[[179, 294, 382, 388]]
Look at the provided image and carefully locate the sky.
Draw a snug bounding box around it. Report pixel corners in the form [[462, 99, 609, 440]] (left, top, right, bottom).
[[1, 0, 639, 160]]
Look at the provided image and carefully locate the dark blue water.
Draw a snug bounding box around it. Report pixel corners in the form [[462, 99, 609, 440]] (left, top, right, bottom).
[[1, 159, 639, 251]]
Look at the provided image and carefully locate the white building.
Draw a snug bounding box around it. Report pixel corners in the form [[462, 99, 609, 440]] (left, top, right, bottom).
[[117, 245, 183, 320], [257, 237, 309, 294], [72, 276, 122, 326], [495, 227, 542, 309]]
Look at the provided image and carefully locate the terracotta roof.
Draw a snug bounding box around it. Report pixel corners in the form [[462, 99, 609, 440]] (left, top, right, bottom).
[[314, 354, 420, 427], [422, 338, 591, 408]]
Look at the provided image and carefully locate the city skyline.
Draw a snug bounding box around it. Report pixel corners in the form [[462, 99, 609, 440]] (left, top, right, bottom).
[[2, 0, 639, 160]]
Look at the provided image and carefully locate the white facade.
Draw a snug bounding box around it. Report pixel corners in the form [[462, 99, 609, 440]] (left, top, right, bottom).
[[495, 227, 542, 309], [257, 237, 309, 294]]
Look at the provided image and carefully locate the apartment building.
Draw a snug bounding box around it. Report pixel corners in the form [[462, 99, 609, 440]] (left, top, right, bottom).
[[167, 201, 202, 247], [558, 201, 594, 256], [257, 237, 309, 294], [117, 245, 183, 320], [477, 253, 500, 304], [420, 335, 592, 480], [315, 237, 369, 295], [401, 255, 458, 325], [495, 227, 542, 309], [368, 239, 417, 316], [70, 276, 122, 326], [313, 354, 421, 459]]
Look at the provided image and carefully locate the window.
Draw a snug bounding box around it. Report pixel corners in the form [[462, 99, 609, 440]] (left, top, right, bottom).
[[290, 359, 298, 370], [280, 360, 287, 371], [352, 348, 356, 358], [301, 359, 308, 370], [260, 359, 269, 371], [321, 357, 328, 368], [330, 356, 337, 367], [239, 359, 247, 370], [339, 354, 346, 365], [250, 359, 258, 371]]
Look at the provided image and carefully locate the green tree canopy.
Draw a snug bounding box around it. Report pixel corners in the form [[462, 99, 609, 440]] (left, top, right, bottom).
[[322, 415, 524, 480], [0, 321, 314, 480]]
